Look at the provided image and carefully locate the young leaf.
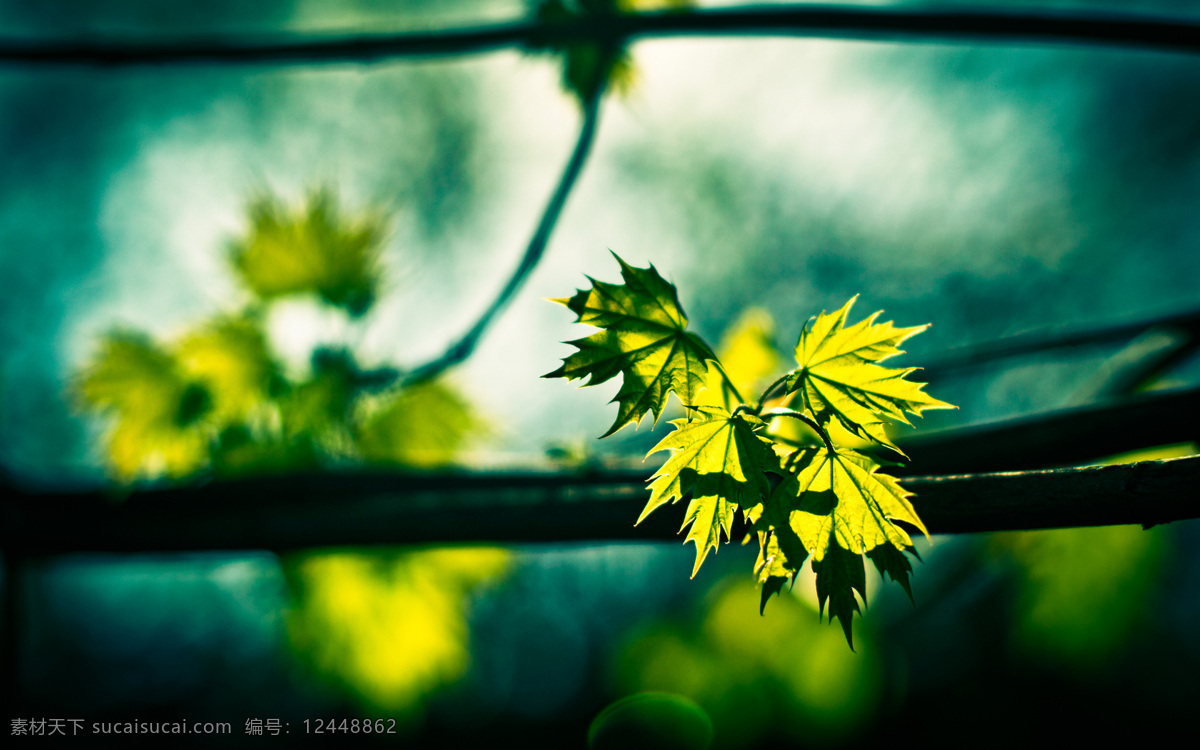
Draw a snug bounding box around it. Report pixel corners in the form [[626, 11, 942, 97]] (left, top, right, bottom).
[[754, 527, 805, 615], [812, 542, 867, 649], [784, 296, 953, 452], [699, 307, 781, 411], [776, 447, 927, 561], [544, 253, 717, 436], [641, 405, 777, 576], [175, 316, 277, 423], [867, 544, 917, 604]]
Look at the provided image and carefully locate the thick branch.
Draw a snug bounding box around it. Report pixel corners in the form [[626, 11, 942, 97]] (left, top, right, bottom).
[[3, 5, 1200, 67], [888, 386, 1200, 476], [2, 456, 1197, 555]]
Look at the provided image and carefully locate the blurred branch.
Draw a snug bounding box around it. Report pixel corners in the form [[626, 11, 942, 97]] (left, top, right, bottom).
[[921, 305, 1200, 378], [2, 456, 1197, 555], [1067, 328, 1198, 404], [398, 61, 608, 388], [3, 5, 1200, 67], [889, 385, 1200, 476]]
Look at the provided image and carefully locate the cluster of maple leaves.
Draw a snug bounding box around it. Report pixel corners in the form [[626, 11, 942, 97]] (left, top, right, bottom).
[[546, 254, 953, 646]]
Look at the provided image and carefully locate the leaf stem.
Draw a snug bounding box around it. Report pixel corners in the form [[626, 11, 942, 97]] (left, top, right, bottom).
[[709, 359, 747, 407], [761, 407, 835, 453], [754, 373, 792, 413]]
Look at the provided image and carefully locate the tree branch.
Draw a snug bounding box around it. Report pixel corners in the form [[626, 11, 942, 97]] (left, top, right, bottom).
[[2, 455, 1197, 555], [398, 62, 607, 387], [2, 5, 1199, 67], [921, 305, 1200, 378], [888, 385, 1200, 476]]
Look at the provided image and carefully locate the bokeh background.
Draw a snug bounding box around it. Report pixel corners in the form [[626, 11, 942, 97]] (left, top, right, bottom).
[[3, 0, 1200, 746]]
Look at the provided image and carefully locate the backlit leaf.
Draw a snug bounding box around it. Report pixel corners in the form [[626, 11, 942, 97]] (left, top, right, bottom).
[[642, 405, 776, 576], [784, 296, 952, 453], [774, 447, 926, 561], [700, 307, 781, 411], [812, 542, 867, 649], [547, 259, 954, 646], [175, 316, 278, 423], [867, 544, 916, 605], [545, 253, 716, 437]]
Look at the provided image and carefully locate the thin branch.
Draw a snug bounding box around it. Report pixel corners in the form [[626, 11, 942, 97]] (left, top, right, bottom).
[[754, 373, 791, 412], [3, 5, 1200, 67], [400, 66, 607, 386], [921, 305, 1200, 378], [2, 456, 1197, 555], [760, 407, 834, 452]]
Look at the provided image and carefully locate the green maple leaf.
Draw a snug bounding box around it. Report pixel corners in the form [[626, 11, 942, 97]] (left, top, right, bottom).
[[641, 405, 777, 576], [772, 446, 927, 561], [867, 543, 917, 605], [812, 542, 868, 649], [753, 528, 804, 616], [757, 446, 924, 644], [784, 296, 953, 453], [544, 253, 717, 437]]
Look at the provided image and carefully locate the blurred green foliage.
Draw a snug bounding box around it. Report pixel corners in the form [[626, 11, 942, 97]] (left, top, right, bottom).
[[589, 692, 713, 750], [614, 579, 883, 749], [286, 547, 510, 716], [73, 188, 508, 720], [230, 189, 386, 317], [75, 189, 481, 481], [1001, 524, 1164, 671], [994, 442, 1191, 673]]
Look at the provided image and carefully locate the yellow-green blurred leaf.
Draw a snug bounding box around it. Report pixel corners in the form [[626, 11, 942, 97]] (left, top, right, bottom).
[[75, 332, 211, 480], [229, 189, 385, 315], [698, 308, 782, 412], [716, 308, 780, 402], [356, 380, 480, 468], [175, 315, 277, 423], [286, 547, 510, 714]]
